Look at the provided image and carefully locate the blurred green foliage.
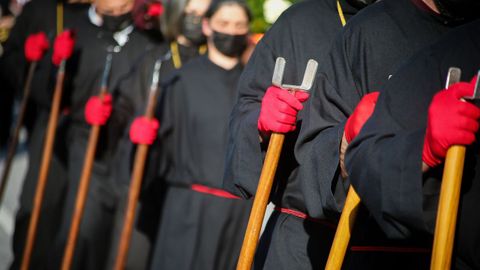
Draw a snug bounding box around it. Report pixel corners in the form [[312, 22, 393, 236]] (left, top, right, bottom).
[[247, 0, 299, 33]]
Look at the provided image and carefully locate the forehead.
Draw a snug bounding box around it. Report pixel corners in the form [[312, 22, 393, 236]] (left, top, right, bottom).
[[185, 0, 211, 15], [210, 4, 248, 23], [94, 0, 133, 8]]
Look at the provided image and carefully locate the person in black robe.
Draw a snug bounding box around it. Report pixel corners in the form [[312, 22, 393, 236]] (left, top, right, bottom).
[[109, 0, 212, 258], [222, 0, 367, 269], [0, 2, 90, 269], [346, 19, 480, 269], [294, 0, 479, 268], [43, 1, 157, 269], [137, 1, 253, 269]]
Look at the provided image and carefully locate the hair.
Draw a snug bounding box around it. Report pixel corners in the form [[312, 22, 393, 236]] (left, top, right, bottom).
[[204, 0, 252, 22], [159, 0, 189, 41]]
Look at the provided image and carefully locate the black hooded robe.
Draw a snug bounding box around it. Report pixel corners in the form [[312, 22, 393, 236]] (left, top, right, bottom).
[[295, 0, 472, 267], [147, 55, 252, 270], [346, 20, 480, 270], [45, 9, 156, 269], [222, 0, 362, 269]]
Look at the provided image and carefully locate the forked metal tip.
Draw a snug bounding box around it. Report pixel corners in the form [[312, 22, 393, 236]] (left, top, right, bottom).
[[445, 67, 462, 89], [272, 57, 286, 87]]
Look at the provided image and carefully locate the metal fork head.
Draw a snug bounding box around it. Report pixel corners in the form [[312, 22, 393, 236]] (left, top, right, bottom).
[[272, 57, 318, 92]]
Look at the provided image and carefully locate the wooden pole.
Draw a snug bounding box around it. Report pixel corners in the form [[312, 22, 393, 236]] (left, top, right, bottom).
[[113, 59, 163, 270], [236, 132, 285, 270], [61, 54, 112, 270], [20, 60, 66, 270], [325, 186, 361, 270], [430, 67, 464, 270], [430, 146, 465, 270], [0, 62, 37, 205]]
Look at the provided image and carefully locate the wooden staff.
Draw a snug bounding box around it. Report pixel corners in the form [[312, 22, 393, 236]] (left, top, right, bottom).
[[236, 132, 285, 270], [431, 68, 471, 270], [20, 60, 67, 270], [0, 62, 37, 205], [325, 186, 361, 270], [113, 56, 167, 270], [61, 54, 113, 270], [237, 58, 318, 270]]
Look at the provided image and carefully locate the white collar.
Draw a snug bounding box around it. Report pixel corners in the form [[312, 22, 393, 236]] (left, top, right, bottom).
[[88, 5, 102, 27], [88, 5, 134, 48]]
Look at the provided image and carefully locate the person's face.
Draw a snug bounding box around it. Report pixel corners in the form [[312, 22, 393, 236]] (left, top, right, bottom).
[[95, 0, 134, 16], [202, 4, 249, 37], [184, 0, 211, 16]]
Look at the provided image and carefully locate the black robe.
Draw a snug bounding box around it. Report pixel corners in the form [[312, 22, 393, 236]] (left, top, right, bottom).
[[147, 55, 251, 270], [223, 0, 360, 269], [346, 20, 480, 270], [45, 9, 156, 270], [1, 3, 89, 270], [297, 0, 463, 220], [294, 0, 475, 268], [110, 41, 206, 246]]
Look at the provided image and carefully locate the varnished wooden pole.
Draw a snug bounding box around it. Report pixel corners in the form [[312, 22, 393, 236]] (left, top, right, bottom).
[[237, 132, 285, 270], [430, 145, 465, 270], [61, 54, 112, 270], [0, 62, 37, 205], [21, 60, 66, 270], [325, 186, 361, 270], [113, 59, 163, 270]]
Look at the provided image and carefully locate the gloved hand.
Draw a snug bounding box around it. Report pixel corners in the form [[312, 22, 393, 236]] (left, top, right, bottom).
[[129, 116, 160, 145], [84, 94, 113, 126], [52, 30, 75, 66], [344, 92, 380, 143], [147, 2, 164, 17], [423, 78, 480, 168], [258, 86, 309, 134], [24, 32, 50, 62]]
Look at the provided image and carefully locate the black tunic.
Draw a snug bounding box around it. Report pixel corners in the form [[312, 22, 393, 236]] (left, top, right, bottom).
[[223, 0, 360, 269], [2, 3, 89, 270], [46, 9, 156, 270], [149, 55, 251, 270], [346, 20, 480, 270], [296, 0, 463, 221], [110, 41, 206, 244]]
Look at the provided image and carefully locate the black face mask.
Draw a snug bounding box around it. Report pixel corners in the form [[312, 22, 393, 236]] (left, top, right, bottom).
[[102, 13, 132, 32], [182, 14, 206, 45], [434, 0, 480, 21], [212, 31, 248, 57], [345, 0, 377, 9]]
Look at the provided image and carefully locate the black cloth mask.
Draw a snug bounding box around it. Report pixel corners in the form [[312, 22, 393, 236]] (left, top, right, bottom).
[[182, 13, 206, 45], [212, 31, 247, 57], [102, 13, 133, 32]]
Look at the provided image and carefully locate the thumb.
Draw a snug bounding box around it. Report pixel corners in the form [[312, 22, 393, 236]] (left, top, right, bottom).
[[294, 91, 310, 102], [451, 82, 474, 100]]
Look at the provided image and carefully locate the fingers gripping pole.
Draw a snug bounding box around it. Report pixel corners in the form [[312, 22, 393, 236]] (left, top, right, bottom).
[[430, 68, 473, 270], [237, 57, 318, 270]]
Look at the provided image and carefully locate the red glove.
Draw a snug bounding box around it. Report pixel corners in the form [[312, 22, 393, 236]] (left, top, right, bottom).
[[258, 86, 309, 134], [344, 92, 380, 143], [24, 32, 50, 62], [423, 78, 480, 167], [84, 94, 113, 126], [129, 116, 160, 145], [52, 30, 75, 66], [147, 2, 164, 17]]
